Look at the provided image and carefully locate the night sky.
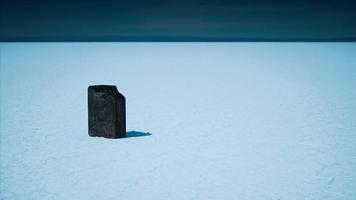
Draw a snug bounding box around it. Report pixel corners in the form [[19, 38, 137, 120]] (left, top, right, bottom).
[[1, 0, 356, 41]]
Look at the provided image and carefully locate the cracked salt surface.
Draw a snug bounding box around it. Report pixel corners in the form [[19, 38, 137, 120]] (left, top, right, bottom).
[[1, 43, 356, 199]]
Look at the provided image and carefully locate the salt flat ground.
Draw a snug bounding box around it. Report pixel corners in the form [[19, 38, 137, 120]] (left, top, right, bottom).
[[1, 43, 356, 200]]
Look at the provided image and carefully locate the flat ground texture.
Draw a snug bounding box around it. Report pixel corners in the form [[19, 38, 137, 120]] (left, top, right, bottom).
[[1, 43, 356, 200]]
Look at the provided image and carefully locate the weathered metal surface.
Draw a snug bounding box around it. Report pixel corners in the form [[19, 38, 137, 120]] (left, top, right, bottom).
[[88, 85, 126, 138]]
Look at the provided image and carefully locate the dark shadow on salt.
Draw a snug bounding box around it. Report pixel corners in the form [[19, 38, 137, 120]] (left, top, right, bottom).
[[126, 131, 152, 138]]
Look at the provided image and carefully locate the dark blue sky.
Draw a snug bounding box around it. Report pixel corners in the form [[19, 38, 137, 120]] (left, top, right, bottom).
[[1, 0, 356, 41]]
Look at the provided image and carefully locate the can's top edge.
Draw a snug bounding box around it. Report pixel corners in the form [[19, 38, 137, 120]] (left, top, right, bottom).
[[88, 85, 116, 89], [88, 85, 125, 99]]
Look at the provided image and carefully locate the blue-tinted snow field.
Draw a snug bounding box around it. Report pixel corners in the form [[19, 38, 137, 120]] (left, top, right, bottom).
[[1, 43, 356, 199]]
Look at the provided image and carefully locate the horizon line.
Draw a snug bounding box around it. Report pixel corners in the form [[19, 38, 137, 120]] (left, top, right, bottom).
[[2, 37, 356, 42]]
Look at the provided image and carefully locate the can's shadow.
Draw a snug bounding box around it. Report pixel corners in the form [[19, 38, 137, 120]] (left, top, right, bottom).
[[126, 131, 152, 138]]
